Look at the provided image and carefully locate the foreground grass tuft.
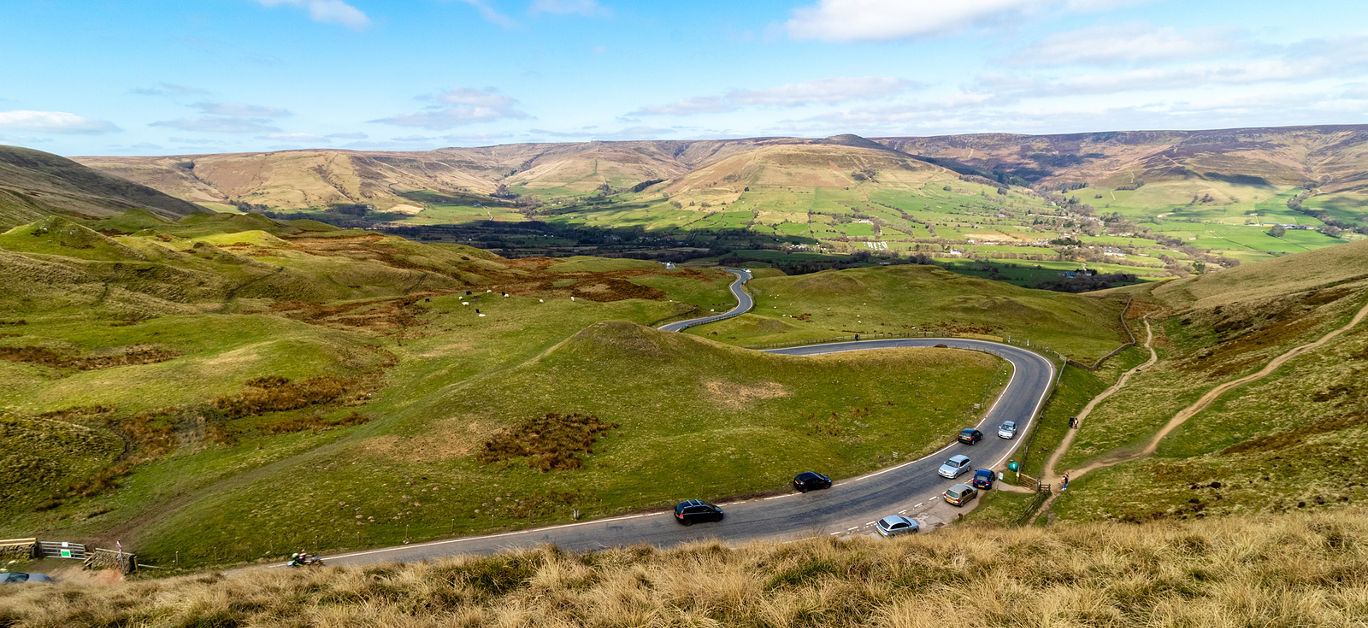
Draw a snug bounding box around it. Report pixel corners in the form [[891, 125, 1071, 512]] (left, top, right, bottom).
[[1, 509, 1364, 626]]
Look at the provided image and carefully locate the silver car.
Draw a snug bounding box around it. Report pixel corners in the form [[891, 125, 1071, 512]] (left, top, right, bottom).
[[875, 515, 919, 537], [938, 454, 972, 479], [998, 421, 1017, 439]]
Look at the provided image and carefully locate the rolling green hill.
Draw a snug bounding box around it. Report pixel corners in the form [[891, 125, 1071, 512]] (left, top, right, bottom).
[[1, 207, 1044, 570], [0, 145, 205, 228]]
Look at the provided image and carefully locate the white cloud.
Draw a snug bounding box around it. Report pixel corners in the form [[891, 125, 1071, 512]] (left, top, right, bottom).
[[255, 0, 370, 30], [529, 0, 610, 17], [0, 110, 120, 134], [785, 0, 1147, 42], [455, 0, 517, 28], [1014, 23, 1238, 66], [628, 76, 914, 117], [373, 87, 531, 130]]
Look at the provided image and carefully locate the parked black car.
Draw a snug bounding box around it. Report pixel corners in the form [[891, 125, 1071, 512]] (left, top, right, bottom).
[[958, 428, 983, 445], [792, 471, 832, 492], [674, 500, 724, 525]]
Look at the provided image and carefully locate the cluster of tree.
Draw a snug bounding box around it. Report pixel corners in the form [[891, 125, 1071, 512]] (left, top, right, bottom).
[[849, 168, 878, 182], [1287, 189, 1368, 236], [230, 200, 271, 213], [1033, 272, 1139, 293], [329, 203, 373, 217], [629, 179, 664, 193]]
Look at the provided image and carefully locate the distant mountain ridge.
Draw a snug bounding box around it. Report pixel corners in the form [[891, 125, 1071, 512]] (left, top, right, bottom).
[[0, 145, 207, 227], [71, 125, 1368, 213]]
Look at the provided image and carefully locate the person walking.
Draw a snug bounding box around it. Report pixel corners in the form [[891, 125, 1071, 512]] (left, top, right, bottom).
[[1061, 472, 1070, 491]]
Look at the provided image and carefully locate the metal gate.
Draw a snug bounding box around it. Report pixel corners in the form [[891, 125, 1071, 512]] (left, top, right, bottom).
[[37, 541, 88, 560]]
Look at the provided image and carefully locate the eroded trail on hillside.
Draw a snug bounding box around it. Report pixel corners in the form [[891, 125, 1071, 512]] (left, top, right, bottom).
[[1035, 298, 1368, 523], [1041, 319, 1156, 482]]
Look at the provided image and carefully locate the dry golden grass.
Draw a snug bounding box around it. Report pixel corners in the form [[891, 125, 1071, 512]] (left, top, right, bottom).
[[2, 509, 1364, 627]]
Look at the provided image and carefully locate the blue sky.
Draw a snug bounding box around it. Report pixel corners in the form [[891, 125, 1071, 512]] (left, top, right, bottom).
[[2, 0, 1365, 156]]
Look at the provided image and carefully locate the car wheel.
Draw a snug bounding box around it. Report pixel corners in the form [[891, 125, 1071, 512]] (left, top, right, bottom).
[[681, 519, 693, 526]]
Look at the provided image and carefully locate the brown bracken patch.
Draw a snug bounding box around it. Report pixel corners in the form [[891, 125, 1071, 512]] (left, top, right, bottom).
[[478, 412, 618, 472], [0, 345, 180, 370], [213, 375, 357, 418]]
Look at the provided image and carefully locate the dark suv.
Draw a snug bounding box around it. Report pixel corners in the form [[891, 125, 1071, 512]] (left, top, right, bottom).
[[674, 500, 723, 525], [792, 471, 832, 492], [958, 428, 983, 445]]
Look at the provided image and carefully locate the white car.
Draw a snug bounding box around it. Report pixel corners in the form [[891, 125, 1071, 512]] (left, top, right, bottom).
[[938, 454, 972, 479], [998, 421, 1017, 439]]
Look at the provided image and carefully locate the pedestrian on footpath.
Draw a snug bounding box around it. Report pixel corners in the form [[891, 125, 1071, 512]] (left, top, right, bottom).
[[1061, 472, 1070, 491]]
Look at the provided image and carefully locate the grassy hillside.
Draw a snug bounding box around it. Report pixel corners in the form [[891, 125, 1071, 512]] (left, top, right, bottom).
[[0, 207, 1045, 570], [697, 264, 1129, 362], [0, 145, 205, 228], [1041, 240, 1368, 523], [122, 324, 1004, 567], [3, 508, 1363, 626]]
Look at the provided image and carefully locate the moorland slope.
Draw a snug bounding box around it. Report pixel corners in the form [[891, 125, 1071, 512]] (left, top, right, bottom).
[[0, 146, 205, 227]]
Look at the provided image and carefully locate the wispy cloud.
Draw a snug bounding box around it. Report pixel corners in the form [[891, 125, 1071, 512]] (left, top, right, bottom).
[[0, 110, 120, 134], [373, 87, 531, 130], [981, 34, 1368, 97], [258, 131, 369, 143], [627, 77, 915, 117], [529, 0, 610, 17], [191, 102, 292, 118], [152, 118, 283, 133], [628, 96, 735, 117], [255, 0, 370, 30], [785, 0, 1148, 42], [1013, 23, 1239, 66], [130, 83, 211, 97], [454, 0, 517, 28], [151, 100, 293, 134]]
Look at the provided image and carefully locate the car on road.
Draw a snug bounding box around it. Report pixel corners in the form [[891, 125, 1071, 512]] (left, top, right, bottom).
[[792, 471, 832, 492], [998, 421, 1017, 439], [972, 468, 995, 490], [958, 428, 983, 445], [875, 515, 919, 537], [938, 454, 972, 479], [0, 573, 52, 584], [674, 500, 723, 525], [944, 484, 977, 507]]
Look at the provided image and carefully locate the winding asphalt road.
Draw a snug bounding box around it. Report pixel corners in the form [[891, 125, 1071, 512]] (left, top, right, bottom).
[[311, 271, 1056, 568], [658, 268, 753, 332]]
